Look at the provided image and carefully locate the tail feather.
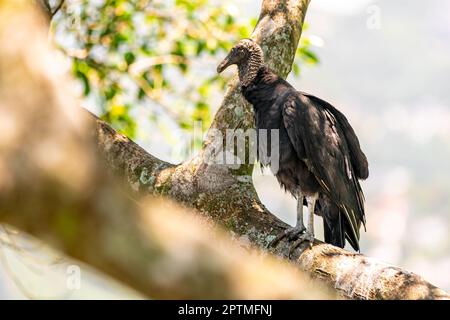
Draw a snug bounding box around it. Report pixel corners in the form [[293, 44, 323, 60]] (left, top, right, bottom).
[[323, 212, 345, 248], [343, 217, 360, 252], [318, 198, 361, 251]]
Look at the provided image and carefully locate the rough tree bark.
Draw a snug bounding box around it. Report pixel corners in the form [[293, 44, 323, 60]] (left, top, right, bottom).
[[0, 0, 448, 300], [98, 0, 312, 258], [95, 116, 450, 300], [0, 0, 333, 299], [93, 0, 450, 300]]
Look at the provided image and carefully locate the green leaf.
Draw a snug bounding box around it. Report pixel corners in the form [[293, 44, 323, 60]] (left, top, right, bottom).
[[124, 51, 136, 65]]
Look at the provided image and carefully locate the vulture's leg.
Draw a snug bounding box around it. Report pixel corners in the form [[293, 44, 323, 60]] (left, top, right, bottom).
[[288, 193, 317, 257], [268, 193, 306, 248], [307, 194, 316, 236], [295, 194, 306, 232]]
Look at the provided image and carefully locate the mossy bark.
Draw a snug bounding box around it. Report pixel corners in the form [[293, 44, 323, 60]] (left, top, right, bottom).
[[94, 115, 450, 300], [0, 0, 334, 299], [92, 0, 450, 300], [1, 0, 448, 300]]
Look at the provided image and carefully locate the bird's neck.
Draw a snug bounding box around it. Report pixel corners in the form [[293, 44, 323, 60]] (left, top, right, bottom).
[[238, 51, 264, 87]]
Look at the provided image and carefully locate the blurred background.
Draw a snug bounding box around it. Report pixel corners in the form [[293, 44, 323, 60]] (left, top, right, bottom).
[[1, 0, 449, 298]]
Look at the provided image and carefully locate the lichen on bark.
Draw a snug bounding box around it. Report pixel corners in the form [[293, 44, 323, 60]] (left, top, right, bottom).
[[90, 0, 450, 300]]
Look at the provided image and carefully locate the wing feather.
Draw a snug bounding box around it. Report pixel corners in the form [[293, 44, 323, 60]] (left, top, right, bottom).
[[301, 92, 369, 180], [282, 93, 366, 246]]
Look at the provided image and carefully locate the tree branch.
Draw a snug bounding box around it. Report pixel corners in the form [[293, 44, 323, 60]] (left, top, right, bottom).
[[0, 0, 332, 299], [2, 0, 448, 300], [203, 0, 311, 176], [93, 115, 450, 300], [91, 0, 450, 299]]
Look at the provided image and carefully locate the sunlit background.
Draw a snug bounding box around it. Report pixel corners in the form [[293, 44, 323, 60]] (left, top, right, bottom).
[[1, 0, 449, 298]]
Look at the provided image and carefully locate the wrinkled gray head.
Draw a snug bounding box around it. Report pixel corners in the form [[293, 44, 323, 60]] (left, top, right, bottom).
[[217, 39, 264, 86]]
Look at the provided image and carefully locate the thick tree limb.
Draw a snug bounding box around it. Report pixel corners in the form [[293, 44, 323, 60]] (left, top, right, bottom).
[[94, 116, 450, 300], [96, 0, 312, 255], [93, 0, 450, 300], [0, 0, 332, 299], [299, 244, 449, 299], [1, 0, 448, 300]]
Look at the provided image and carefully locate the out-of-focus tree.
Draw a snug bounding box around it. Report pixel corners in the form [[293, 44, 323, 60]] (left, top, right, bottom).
[[51, 0, 318, 143]]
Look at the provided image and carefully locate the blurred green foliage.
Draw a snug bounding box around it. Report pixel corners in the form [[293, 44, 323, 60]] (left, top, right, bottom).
[[52, 0, 318, 140]]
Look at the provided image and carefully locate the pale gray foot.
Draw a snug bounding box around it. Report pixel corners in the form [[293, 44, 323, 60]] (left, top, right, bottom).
[[288, 229, 314, 257], [268, 193, 311, 254], [287, 194, 318, 257], [268, 225, 306, 248]]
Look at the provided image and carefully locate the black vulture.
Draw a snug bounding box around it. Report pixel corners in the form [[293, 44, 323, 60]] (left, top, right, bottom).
[[217, 39, 369, 253]]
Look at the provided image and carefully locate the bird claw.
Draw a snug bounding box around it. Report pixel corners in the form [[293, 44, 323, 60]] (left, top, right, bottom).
[[288, 231, 314, 258], [268, 226, 306, 248], [268, 226, 314, 258]]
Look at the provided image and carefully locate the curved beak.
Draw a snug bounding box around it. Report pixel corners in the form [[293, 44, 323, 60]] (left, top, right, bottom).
[[217, 54, 232, 73]]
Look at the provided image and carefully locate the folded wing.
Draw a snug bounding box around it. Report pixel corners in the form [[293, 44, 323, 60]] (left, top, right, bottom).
[[282, 93, 366, 249]]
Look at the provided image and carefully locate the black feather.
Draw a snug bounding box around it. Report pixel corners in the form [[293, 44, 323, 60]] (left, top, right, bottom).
[[301, 93, 369, 180], [317, 197, 345, 249], [242, 66, 368, 251]]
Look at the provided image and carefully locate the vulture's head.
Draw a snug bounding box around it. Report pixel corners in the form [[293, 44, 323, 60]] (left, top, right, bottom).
[[217, 39, 264, 74]]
